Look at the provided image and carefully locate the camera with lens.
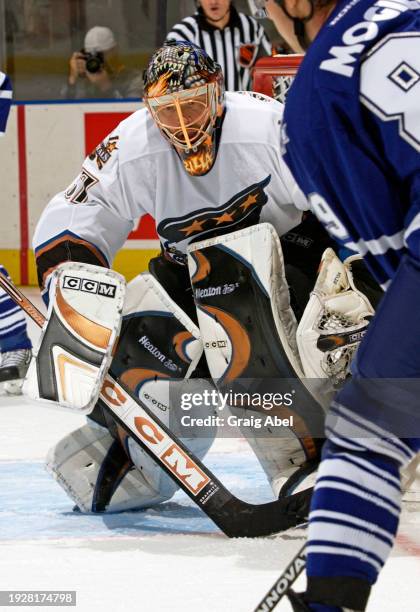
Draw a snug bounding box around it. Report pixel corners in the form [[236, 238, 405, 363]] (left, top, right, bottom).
[[81, 50, 105, 74]]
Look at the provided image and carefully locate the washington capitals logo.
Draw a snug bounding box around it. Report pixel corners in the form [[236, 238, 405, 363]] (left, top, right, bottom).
[[158, 175, 271, 245], [89, 135, 119, 171]]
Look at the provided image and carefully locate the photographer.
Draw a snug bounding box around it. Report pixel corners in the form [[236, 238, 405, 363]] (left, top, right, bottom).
[[62, 26, 143, 100]]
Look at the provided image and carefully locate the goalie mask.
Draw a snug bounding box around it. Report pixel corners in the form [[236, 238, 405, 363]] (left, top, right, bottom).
[[144, 41, 225, 176]]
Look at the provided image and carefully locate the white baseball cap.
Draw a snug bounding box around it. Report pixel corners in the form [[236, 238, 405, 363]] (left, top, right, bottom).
[[84, 26, 116, 53]]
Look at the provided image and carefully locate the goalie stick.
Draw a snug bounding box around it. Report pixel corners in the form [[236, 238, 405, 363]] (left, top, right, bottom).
[[253, 543, 306, 611], [0, 272, 311, 538]]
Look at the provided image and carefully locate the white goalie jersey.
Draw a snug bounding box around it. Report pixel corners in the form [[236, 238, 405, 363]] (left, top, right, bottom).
[[33, 91, 307, 284]]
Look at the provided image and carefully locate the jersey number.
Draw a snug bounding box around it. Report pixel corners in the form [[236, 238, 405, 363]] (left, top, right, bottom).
[[309, 193, 349, 241], [360, 33, 420, 152], [65, 169, 98, 204]]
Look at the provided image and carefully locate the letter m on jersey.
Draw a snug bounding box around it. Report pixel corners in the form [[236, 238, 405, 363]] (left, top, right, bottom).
[[320, 44, 365, 77]]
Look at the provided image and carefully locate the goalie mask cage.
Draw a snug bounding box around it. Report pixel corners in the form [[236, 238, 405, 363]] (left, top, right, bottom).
[[251, 54, 304, 104]]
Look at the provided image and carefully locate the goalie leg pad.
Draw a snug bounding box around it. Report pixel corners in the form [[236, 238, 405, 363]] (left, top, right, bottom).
[[24, 262, 125, 414], [108, 272, 204, 404], [188, 223, 303, 381], [46, 420, 179, 513], [228, 401, 318, 497], [124, 378, 217, 505], [91, 273, 216, 510], [187, 224, 325, 492]]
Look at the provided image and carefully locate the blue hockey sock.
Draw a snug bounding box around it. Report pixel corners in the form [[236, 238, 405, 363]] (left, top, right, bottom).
[[305, 400, 420, 611], [0, 328, 32, 352], [0, 266, 32, 353]]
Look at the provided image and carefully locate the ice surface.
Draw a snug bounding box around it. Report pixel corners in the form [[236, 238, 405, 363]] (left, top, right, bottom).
[[0, 289, 418, 611]]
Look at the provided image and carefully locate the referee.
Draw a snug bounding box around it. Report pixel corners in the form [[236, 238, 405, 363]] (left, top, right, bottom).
[[166, 0, 272, 91]]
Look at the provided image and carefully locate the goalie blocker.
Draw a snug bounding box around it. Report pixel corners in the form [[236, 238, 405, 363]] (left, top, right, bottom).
[[24, 262, 125, 413]]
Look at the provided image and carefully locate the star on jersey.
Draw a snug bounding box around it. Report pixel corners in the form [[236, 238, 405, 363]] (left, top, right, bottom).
[[214, 212, 235, 225], [158, 175, 271, 246], [240, 194, 258, 211], [180, 219, 206, 236]]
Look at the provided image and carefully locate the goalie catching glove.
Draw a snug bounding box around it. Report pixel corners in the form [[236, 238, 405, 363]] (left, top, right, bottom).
[[297, 248, 376, 385], [297, 249, 420, 503], [24, 262, 125, 413]]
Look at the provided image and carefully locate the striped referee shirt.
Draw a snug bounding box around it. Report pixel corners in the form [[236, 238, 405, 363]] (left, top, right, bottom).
[[166, 7, 271, 91], [0, 71, 13, 136]]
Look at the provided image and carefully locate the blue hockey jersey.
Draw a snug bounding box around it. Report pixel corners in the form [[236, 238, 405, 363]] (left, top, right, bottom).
[[283, 0, 420, 290], [0, 71, 12, 135]]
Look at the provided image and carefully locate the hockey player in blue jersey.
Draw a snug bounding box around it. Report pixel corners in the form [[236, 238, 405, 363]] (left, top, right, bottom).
[[0, 72, 32, 393], [0, 70, 12, 136], [265, 0, 420, 610]]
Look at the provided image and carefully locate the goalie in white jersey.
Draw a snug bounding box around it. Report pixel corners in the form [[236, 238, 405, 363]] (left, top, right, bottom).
[[32, 41, 330, 515], [35, 45, 305, 274]]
